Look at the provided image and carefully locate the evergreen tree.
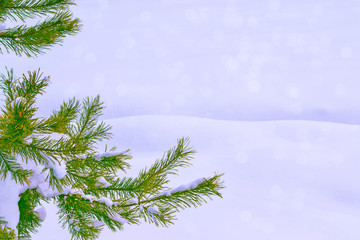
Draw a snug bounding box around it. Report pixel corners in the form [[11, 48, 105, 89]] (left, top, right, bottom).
[[0, 1, 224, 240]]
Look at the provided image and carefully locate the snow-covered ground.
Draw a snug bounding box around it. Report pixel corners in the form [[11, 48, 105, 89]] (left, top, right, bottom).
[[33, 115, 360, 239]]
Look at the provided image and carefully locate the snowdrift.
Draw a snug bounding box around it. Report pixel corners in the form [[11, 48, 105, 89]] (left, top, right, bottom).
[[33, 115, 360, 239]]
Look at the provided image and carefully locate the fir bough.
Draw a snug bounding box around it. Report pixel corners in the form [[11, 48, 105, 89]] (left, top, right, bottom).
[[0, 0, 81, 57], [0, 69, 224, 240]]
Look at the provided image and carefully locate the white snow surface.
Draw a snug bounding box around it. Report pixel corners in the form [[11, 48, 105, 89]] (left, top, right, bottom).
[[128, 198, 138, 205], [0, 155, 105, 233], [0, 158, 46, 231], [27, 115, 360, 240], [95, 152, 124, 161], [108, 213, 127, 225], [0, 22, 6, 32], [0, 176, 22, 231], [46, 160, 67, 180], [35, 206, 47, 221], [99, 197, 113, 207], [96, 177, 111, 188], [163, 177, 205, 196], [147, 206, 159, 214]]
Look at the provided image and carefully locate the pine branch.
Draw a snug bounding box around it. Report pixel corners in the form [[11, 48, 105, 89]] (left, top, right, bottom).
[[57, 194, 127, 240], [67, 152, 131, 198], [0, 217, 16, 240], [75, 96, 105, 137], [0, 69, 225, 239], [69, 96, 112, 154], [83, 138, 195, 199], [149, 174, 224, 210], [86, 176, 140, 200], [138, 204, 176, 227], [42, 97, 80, 133], [17, 189, 47, 238], [0, 10, 81, 57], [0, 0, 76, 22], [0, 69, 49, 146], [0, 151, 32, 184], [0, 68, 17, 101], [15, 69, 49, 101], [113, 174, 224, 227], [135, 137, 195, 195], [0, 68, 49, 103]]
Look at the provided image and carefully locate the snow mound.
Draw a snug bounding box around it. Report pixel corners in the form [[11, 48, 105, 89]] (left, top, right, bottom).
[[18, 115, 360, 240]]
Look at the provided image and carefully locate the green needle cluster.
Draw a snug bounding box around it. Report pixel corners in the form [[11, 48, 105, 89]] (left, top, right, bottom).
[[0, 1, 224, 239], [0, 0, 80, 57]]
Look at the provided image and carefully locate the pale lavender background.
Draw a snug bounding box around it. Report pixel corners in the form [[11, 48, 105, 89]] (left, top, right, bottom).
[[1, 0, 360, 239], [2, 0, 360, 123]]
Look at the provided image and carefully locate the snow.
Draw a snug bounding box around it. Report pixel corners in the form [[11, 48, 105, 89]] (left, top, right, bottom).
[[166, 178, 205, 195], [69, 189, 84, 196], [94, 152, 125, 161], [24, 168, 46, 191], [161, 190, 171, 196], [75, 153, 87, 159], [0, 22, 6, 32], [156, 177, 204, 197], [92, 221, 104, 227], [101, 115, 360, 240], [0, 153, 113, 233], [147, 206, 159, 214], [37, 182, 59, 198], [5, 115, 360, 240], [108, 213, 127, 225], [188, 178, 205, 188], [169, 185, 187, 193], [24, 136, 34, 144], [99, 197, 113, 207], [45, 160, 67, 179], [0, 157, 51, 231], [128, 198, 138, 204], [83, 194, 96, 202], [35, 206, 47, 221], [0, 157, 49, 231], [96, 177, 111, 188], [0, 176, 22, 231]]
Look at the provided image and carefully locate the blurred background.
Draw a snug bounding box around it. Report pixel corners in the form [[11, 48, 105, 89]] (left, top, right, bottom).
[[2, 0, 360, 124]]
